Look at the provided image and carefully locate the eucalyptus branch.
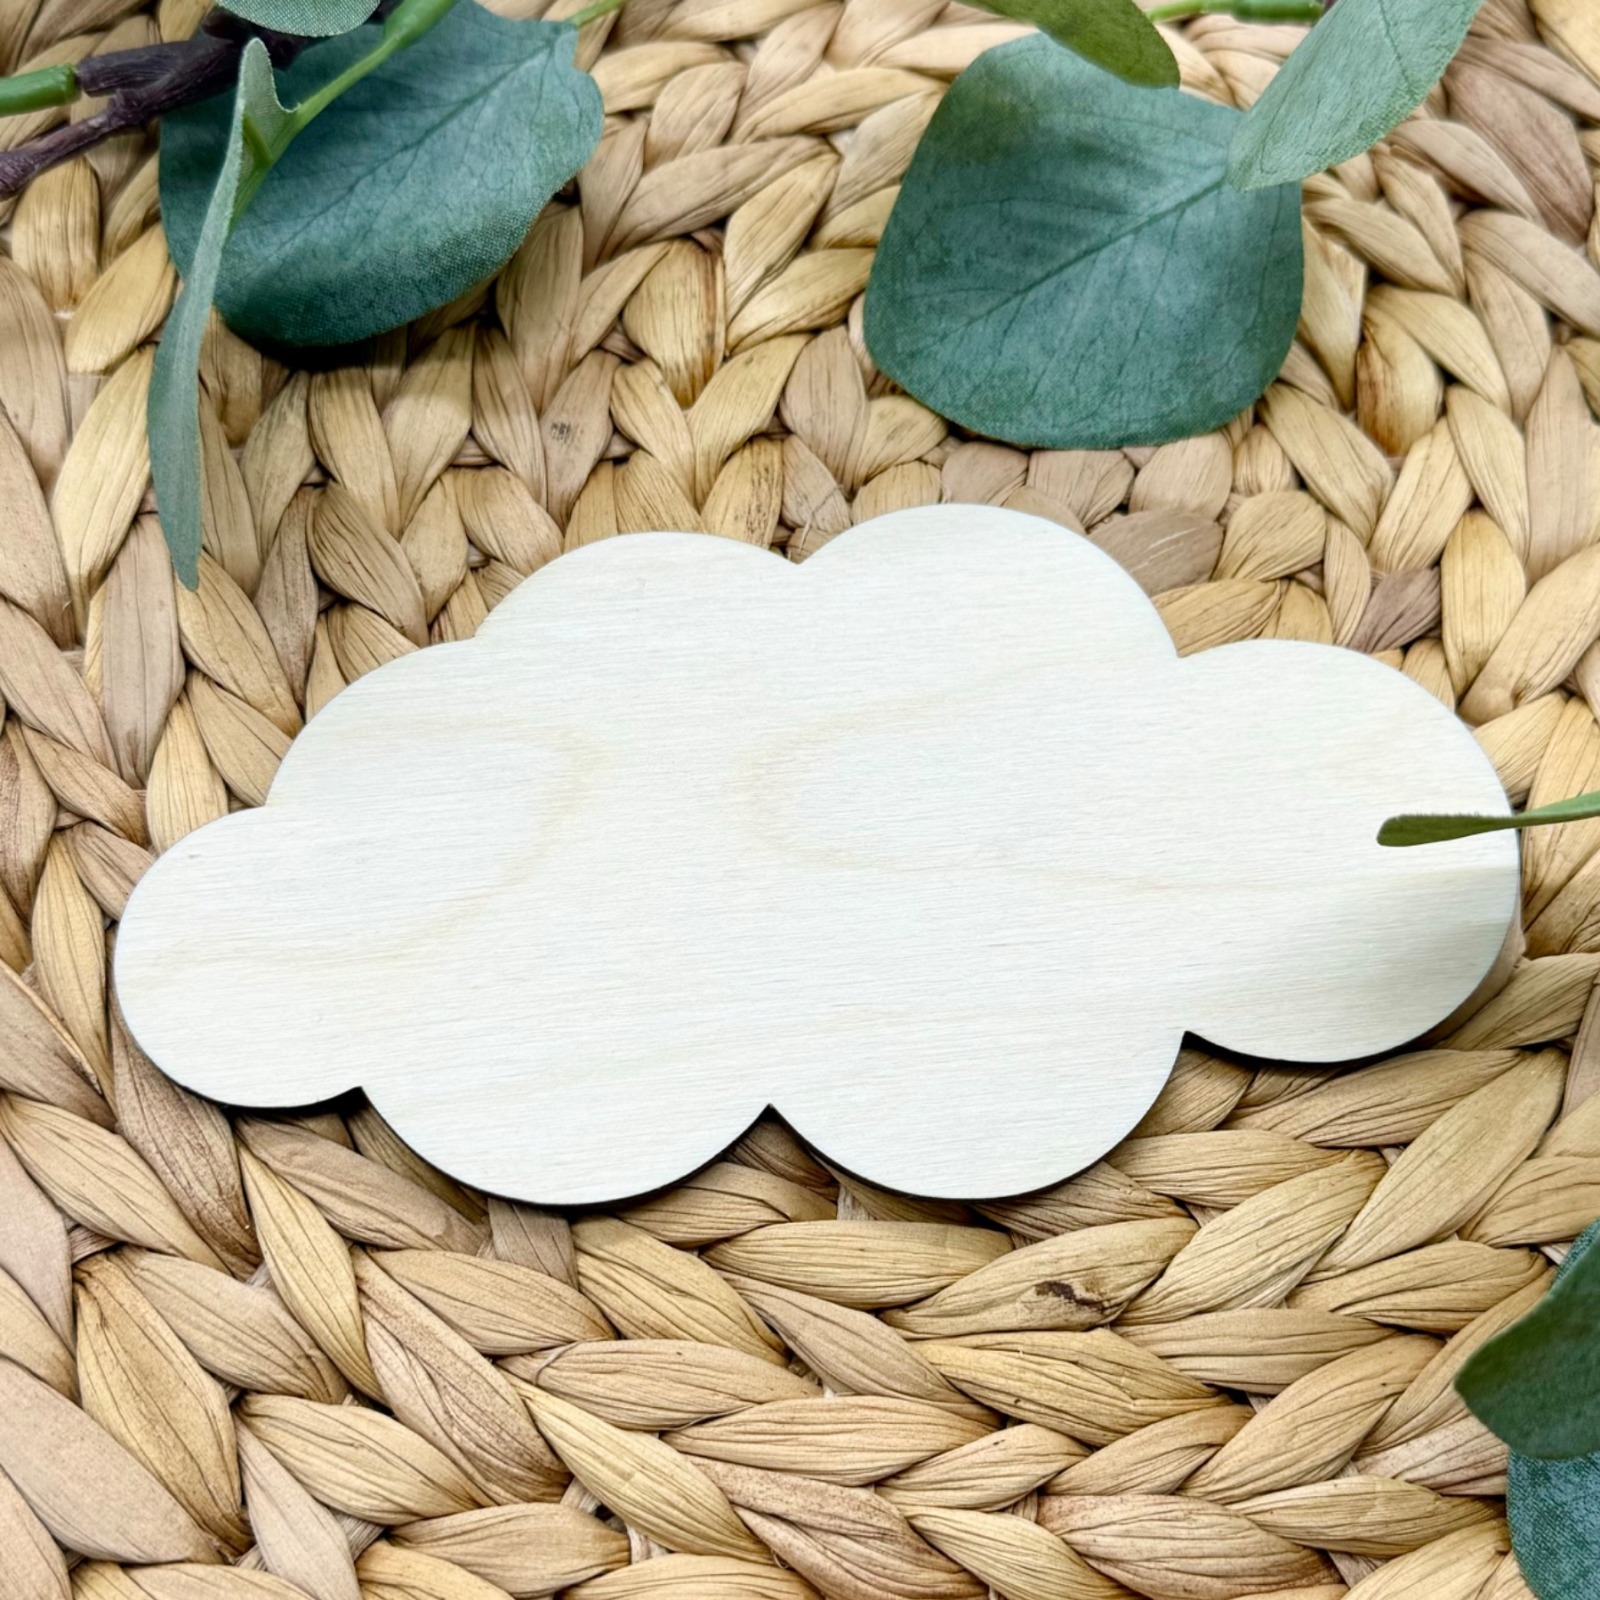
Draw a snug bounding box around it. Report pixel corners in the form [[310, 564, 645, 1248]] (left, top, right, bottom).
[[0, 5, 394, 197]]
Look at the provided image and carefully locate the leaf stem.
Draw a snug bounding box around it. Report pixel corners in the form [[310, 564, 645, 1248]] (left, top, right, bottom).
[[1146, 0, 1325, 20], [568, 0, 632, 27], [0, 63, 79, 113], [233, 0, 461, 214]]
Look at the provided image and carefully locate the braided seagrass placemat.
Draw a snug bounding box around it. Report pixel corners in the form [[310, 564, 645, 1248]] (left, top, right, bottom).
[[2, 0, 1600, 1594]]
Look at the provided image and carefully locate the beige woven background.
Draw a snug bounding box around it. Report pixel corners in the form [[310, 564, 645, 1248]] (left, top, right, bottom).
[[1, 0, 1600, 1594]]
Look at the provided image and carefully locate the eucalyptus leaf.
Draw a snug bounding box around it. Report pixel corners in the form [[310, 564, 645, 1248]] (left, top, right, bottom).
[[864, 37, 1303, 450], [1461, 1220, 1600, 1460], [220, 0, 376, 37], [161, 2, 602, 347], [1379, 789, 1600, 847], [967, 0, 1177, 87], [1227, 0, 1489, 190], [1505, 1223, 1600, 1600], [149, 40, 290, 587]]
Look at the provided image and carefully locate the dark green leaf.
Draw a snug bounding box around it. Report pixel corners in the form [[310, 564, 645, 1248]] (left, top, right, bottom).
[[864, 37, 1303, 450], [1379, 789, 1600, 847], [149, 41, 290, 587], [1461, 1220, 1600, 1460], [1227, 0, 1489, 190], [220, 0, 376, 37], [967, 0, 1177, 87], [161, 3, 602, 348], [1503, 1223, 1600, 1600]]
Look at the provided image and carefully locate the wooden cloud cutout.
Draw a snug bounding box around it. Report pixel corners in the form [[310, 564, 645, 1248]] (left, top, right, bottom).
[[115, 506, 1520, 1203]]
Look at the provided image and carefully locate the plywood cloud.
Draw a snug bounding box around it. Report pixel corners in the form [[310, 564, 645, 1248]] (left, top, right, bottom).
[[115, 507, 1519, 1202]]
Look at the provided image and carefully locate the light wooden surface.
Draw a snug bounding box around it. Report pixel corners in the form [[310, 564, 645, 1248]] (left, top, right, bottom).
[[115, 506, 1520, 1202]]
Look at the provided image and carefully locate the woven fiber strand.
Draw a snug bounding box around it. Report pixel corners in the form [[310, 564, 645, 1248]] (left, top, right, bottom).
[[0, 0, 1599, 1594]]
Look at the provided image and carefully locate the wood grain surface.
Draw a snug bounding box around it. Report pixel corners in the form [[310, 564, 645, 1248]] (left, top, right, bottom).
[[114, 506, 1520, 1202]]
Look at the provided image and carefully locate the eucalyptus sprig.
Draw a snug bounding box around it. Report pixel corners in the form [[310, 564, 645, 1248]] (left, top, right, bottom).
[[863, 0, 1492, 449], [0, 0, 1501, 583], [0, 0, 604, 583]]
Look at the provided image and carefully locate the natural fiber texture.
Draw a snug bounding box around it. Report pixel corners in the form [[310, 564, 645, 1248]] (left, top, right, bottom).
[[0, 0, 1598, 1595]]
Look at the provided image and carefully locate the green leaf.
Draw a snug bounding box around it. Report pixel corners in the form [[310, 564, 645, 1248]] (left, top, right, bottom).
[[1227, 0, 1489, 190], [160, 2, 602, 348], [220, 0, 376, 37], [1498, 1223, 1600, 1599], [148, 40, 291, 587], [967, 0, 1177, 87], [1461, 1220, 1600, 1460], [863, 37, 1303, 450], [1379, 789, 1600, 847]]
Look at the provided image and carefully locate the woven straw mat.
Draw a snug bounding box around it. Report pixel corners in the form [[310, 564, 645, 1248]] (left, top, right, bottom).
[[4, 0, 1600, 1595]]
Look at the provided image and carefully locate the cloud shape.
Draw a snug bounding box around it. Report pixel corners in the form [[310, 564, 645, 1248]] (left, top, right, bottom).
[[115, 506, 1519, 1202]]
